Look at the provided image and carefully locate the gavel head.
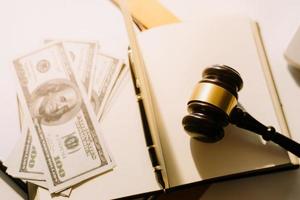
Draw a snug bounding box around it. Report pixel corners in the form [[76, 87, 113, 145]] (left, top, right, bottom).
[[182, 65, 243, 142]]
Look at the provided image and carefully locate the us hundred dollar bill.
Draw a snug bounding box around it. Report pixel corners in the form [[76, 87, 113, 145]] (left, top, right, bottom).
[[13, 42, 114, 193], [5, 99, 44, 180], [44, 39, 98, 95], [6, 131, 72, 196], [5, 100, 72, 197], [90, 53, 124, 120], [6, 127, 44, 180]]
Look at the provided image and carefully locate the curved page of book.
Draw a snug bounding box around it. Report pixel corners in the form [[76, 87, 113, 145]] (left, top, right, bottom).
[[137, 16, 293, 187]]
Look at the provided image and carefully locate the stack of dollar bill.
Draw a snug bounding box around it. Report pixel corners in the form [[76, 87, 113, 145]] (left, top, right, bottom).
[[3, 40, 124, 196]]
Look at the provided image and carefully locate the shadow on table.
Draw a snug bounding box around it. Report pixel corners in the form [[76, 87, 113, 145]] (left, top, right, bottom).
[[288, 65, 300, 87]]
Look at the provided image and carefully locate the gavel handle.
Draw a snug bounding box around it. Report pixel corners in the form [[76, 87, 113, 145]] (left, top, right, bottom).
[[230, 107, 300, 158]]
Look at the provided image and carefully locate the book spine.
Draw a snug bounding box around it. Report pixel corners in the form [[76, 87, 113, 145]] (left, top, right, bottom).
[[128, 49, 166, 189]]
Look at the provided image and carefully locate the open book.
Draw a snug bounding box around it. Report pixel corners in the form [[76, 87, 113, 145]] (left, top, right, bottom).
[[0, 1, 297, 199], [37, 14, 298, 200]]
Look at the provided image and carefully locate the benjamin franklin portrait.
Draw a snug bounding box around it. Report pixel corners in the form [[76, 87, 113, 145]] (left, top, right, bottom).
[[31, 79, 82, 126]]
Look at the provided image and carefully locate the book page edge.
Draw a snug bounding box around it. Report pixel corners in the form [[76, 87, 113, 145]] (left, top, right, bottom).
[[251, 21, 299, 165], [118, 0, 170, 188]]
